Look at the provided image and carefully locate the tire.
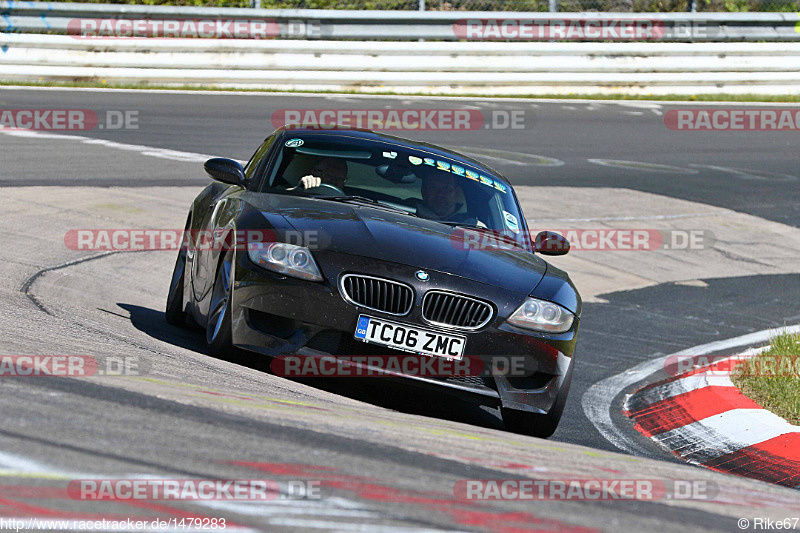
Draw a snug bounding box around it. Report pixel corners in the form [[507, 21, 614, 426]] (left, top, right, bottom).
[[501, 363, 573, 439], [165, 246, 188, 327], [206, 252, 235, 358]]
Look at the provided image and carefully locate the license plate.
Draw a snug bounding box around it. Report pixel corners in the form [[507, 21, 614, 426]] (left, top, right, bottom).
[[354, 315, 466, 360]]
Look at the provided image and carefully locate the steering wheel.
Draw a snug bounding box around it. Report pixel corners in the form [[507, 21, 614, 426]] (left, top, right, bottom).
[[306, 183, 345, 196]]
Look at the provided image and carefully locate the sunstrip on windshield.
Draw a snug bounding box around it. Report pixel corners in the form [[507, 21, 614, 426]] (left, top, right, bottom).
[[422, 156, 506, 193]]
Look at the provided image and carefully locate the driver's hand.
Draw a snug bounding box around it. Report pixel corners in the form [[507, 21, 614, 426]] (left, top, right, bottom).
[[298, 175, 322, 189]]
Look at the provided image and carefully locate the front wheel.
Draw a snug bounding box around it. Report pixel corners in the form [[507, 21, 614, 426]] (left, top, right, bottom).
[[501, 363, 573, 439], [206, 252, 235, 358]]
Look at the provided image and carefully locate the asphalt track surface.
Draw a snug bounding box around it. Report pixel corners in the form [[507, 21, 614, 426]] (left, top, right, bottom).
[[1, 87, 799, 531]]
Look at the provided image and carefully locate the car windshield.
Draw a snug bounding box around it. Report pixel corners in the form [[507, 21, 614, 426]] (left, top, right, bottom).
[[261, 135, 527, 243]]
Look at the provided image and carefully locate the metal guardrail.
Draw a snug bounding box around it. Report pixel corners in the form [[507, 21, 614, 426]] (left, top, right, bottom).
[[1, 33, 798, 95], [1, 2, 799, 94], [1, 2, 800, 41]]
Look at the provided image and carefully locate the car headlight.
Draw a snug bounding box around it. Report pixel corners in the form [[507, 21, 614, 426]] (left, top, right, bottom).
[[247, 242, 323, 281], [507, 297, 574, 333]]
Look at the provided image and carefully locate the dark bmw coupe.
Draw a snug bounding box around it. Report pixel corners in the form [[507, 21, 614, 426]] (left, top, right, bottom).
[[166, 126, 580, 438]]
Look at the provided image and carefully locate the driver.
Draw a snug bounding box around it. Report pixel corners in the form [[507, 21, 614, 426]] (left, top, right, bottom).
[[290, 157, 348, 191]]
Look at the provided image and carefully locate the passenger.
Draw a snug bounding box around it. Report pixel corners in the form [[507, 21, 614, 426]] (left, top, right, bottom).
[[415, 174, 474, 224]]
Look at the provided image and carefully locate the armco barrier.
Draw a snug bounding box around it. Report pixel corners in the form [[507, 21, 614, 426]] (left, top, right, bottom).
[[1, 34, 799, 95], [1, 2, 799, 94], [1, 2, 800, 41]]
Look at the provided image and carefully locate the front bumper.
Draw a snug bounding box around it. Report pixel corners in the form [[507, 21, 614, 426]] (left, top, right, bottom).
[[230, 249, 578, 415]]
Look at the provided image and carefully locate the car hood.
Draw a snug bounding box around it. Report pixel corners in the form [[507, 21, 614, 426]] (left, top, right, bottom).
[[248, 194, 547, 295]]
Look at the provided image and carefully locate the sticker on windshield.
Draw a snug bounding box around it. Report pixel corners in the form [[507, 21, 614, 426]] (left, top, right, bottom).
[[503, 211, 520, 233], [409, 156, 423, 165], [479, 175, 494, 186], [451, 165, 465, 176], [383, 151, 398, 159], [423, 158, 436, 166], [465, 170, 479, 181], [285, 138, 304, 148], [493, 180, 508, 193], [436, 161, 451, 172]]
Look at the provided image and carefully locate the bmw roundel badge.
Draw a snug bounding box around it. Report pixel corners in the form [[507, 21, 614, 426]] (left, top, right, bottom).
[[415, 270, 430, 282]]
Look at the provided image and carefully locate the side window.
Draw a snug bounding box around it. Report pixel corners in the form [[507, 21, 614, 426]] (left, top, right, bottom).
[[243, 135, 276, 185]]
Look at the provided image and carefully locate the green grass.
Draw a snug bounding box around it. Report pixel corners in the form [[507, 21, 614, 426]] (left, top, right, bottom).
[[732, 329, 800, 425], [3, 80, 800, 102], [38, 0, 800, 11]]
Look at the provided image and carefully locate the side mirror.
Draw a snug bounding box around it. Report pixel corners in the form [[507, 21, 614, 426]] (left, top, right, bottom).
[[204, 158, 245, 186], [535, 231, 570, 256]]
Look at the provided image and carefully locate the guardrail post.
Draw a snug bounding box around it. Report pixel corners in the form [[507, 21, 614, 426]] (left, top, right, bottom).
[[251, 0, 261, 8], [549, 0, 558, 12], [419, 0, 425, 11]]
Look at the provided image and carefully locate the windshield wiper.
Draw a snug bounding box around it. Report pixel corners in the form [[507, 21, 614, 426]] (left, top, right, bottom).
[[319, 195, 414, 216], [436, 221, 482, 229]]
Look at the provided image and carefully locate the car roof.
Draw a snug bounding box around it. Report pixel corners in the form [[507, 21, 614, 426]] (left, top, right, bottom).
[[274, 125, 510, 185]]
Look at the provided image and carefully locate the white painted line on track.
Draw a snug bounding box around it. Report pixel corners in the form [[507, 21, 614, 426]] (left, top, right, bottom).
[[455, 146, 565, 167], [0, 128, 217, 163], [587, 159, 700, 174], [265, 518, 458, 532], [197, 498, 376, 519], [528, 212, 720, 223], [582, 324, 800, 455], [0, 450, 53, 472], [0, 450, 378, 532]]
